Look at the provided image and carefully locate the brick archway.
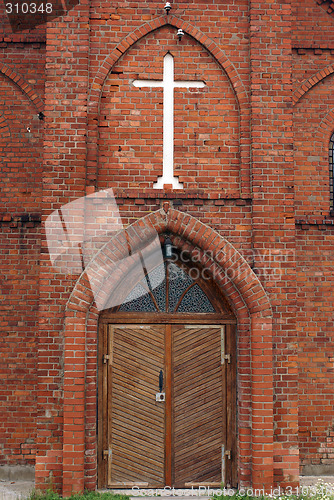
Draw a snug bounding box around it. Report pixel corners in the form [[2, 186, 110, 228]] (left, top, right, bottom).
[[49, 208, 273, 496], [90, 16, 248, 110]]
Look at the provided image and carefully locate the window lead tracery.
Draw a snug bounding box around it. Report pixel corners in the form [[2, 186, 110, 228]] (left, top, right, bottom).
[[118, 260, 216, 313]]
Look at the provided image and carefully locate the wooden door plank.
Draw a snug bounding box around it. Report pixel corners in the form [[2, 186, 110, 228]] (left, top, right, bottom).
[[107, 481, 150, 488], [113, 445, 165, 468], [112, 453, 164, 479], [111, 423, 165, 450], [185, 483, 222, 488], [112, 397, 162, 426], [174, 372, 222, 401], [175, 437, 222, 458]]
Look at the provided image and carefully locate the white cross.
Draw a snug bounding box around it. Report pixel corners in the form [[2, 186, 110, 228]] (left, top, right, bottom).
[[133, 53, 206, 189]]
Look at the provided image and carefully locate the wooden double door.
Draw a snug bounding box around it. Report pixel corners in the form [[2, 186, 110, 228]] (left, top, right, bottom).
[[98, 322, 236, 488]]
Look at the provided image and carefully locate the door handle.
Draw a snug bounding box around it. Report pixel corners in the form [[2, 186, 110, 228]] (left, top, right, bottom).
[[159, 369, 163, 392]]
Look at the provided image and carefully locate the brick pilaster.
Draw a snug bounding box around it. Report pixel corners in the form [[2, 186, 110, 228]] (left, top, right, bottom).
[[250, 0, 299, 489], [36, 2, 90, 494]]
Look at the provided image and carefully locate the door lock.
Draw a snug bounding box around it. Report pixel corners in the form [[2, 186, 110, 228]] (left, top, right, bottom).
[[156, 392, 166, 402], [156, 370, 165, 401]]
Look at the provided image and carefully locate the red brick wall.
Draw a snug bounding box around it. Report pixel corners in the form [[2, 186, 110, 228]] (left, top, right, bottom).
[[0, 223, 40, 466], [249, 0, 300, 487], [296, 227, 334, 472], [292, 1, 334, 473], [0, 42, 45, 465], [36, 0, 90, 489], [293, 49, 334, 217], [1, 0, 334, 494], [292, 0, 334, 48]]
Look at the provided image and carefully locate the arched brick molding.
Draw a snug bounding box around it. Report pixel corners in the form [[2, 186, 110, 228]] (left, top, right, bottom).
[[315, 0, 334, 15], [90, 16, 248, 109], [87, 16, 251, 197], [317, 107, 334, 140], [0, 113, 10, 139], [44, 208, 274, 496], [293, 63, 334, 105], [0, 63, 44, 112]]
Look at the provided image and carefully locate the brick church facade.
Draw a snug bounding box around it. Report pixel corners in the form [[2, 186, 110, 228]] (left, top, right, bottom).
[[1, 0, 334, 496]]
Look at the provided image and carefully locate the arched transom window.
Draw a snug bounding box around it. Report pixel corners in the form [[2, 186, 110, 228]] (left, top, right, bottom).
[[114, 260, 228, 314]]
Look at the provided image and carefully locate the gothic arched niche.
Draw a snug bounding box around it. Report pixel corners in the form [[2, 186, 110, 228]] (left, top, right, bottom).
[[97, 25, 240, 193], [0, 73, 43, 214], [294, 76, 334, 215]]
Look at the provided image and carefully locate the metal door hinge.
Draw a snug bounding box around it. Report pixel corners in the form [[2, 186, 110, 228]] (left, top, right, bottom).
[[102, 354, 110, 364], [103, 448, 112, 460], [223, 354, 231, 364], [222, 444, 231, 483]]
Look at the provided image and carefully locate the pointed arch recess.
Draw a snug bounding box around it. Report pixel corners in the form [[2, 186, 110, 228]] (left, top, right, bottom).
[[90, 16, 247, 110], [0, 63, 44, 112], [86, 16, 251, 197], [315, 108, 334, 212], [56, 208, 274, 496]]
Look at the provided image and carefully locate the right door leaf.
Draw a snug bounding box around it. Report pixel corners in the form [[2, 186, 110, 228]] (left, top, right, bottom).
[[173, 325, 224, 487]]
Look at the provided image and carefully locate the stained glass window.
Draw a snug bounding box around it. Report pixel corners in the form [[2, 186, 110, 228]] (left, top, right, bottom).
[[142, 262, 166, 312], [168, 262, 193, 312], [176, 283, 216, 313], [119, 286, 157, 312], [117, 259, 216, 313]]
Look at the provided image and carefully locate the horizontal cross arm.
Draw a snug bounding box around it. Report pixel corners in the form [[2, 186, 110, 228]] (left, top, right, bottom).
[[133, 79, 164, 88], [174, 81, 206, 88]]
